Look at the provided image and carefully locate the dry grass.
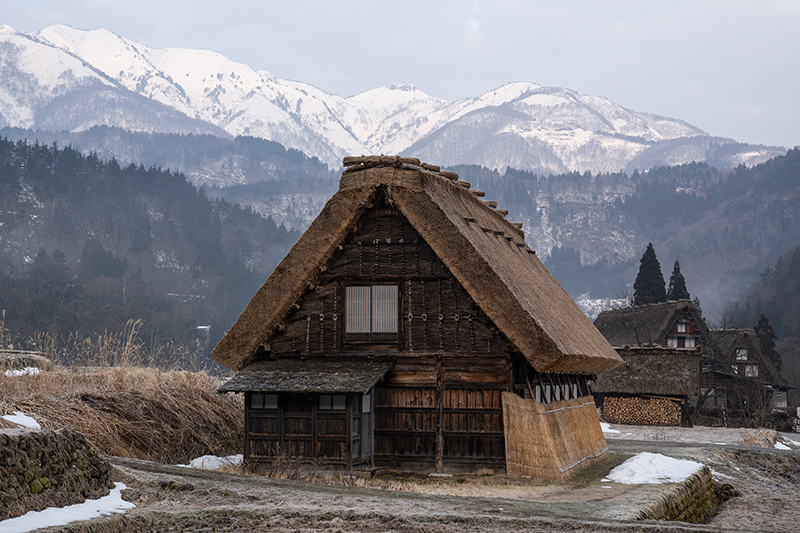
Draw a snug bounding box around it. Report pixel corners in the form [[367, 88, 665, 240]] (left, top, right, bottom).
[[1, 316, 243, 464]]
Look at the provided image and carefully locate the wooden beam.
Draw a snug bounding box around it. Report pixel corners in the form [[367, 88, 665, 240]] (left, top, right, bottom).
[[435, 353, 444, 473]]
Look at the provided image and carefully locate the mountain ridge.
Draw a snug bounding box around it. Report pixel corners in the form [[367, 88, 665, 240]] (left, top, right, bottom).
[[0, 24, 785, 173]]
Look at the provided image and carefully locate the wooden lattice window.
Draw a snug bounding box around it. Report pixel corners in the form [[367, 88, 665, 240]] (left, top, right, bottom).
[[345, 285, 398, 344]]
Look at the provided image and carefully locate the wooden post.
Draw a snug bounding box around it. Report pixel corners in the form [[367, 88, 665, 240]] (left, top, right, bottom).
[[346, 395, 353, 471], [435, 353, 444, 473], [523, 365, 535, 400], [244, 392, 250, 466], [537, 372, 547, 403]]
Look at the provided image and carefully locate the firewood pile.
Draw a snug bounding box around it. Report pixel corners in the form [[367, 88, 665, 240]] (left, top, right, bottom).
[[602, 396, 682, 426]]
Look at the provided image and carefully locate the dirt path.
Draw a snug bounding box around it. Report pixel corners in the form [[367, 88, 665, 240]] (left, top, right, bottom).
[[97, 438, 798, 533], [106, 455, 708, 533]]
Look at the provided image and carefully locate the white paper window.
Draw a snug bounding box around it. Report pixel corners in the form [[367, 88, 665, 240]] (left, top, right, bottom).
[[677, 321, 686, 333], [667, 336, 678, 348], [735, 348, 748, 361], [362, 392, 371, 413], [745, 365, 758, 377], [346, 285, 398, 334], [250, 393, 277, 410], [319, 394, 347, 410], [774, 391, 788, 408], [685, 336, 695, 348]]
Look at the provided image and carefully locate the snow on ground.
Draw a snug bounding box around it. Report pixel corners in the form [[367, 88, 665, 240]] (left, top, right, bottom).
[[0, 483, 134, 533], [600, 422, 620, 434], [1, 411, 40, 429], [774, 442, 791, 450], [178, 454, 243, 470], [604, 452, 703, 484], [3, 367, 40, 377]]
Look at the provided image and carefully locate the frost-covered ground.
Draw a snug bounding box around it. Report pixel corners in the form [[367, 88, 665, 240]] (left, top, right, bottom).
[[601, 422, 800, 450]]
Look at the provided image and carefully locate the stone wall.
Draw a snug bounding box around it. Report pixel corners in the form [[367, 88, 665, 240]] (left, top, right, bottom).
[[638, 466, 737, 523], [0, 428, 112, 520]]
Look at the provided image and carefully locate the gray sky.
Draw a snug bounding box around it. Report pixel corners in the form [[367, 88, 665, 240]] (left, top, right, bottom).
[[6, 0, 800, 148]]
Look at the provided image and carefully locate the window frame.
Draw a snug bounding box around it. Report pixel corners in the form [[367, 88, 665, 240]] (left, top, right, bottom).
[[344, 283, 399, 345]]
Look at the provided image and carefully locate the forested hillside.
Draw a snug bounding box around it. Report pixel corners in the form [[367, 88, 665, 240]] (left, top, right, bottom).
[[0, 137, 299, 358], [452, 149, 800, 316]]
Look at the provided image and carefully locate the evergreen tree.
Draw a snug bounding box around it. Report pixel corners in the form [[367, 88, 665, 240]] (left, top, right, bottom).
[[667, 259, 691, 300], [754, 314, 782, 374], [633, 242, 666, 306]]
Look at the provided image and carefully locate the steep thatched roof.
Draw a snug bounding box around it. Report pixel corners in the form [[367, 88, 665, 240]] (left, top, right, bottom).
[[593, 300, 707, 349], [218, 359, 394, 394], [211, 156, 621, 374], [591, 347, 700, 396]]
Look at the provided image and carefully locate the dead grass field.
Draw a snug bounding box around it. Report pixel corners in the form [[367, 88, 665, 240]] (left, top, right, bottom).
[[1, 319, 243, 464]]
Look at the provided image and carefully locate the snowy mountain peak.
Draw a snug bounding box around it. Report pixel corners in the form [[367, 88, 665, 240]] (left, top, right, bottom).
[[0, 25, 784, 172]]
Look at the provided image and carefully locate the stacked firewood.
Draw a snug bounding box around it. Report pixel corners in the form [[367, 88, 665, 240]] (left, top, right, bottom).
[[603, 396, 682, 426]]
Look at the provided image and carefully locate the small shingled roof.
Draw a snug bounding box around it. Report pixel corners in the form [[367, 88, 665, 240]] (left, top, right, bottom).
[[218, 358, 394, 394], [593, 300, 707, 349], [211, 156, 622, 375]]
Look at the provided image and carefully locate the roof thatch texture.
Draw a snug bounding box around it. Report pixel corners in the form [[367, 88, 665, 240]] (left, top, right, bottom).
[[591, 347, 700, 396], [217, 358, 394, 394], [211, 156, 622, 374], [593, 300, 707, 349]]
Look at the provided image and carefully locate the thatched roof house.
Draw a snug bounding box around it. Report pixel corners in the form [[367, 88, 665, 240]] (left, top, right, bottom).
[[213, 156, 621, 478], [592, 301, 707, 426], [706, 328, 789, 410], [593, 300, 708, 350]]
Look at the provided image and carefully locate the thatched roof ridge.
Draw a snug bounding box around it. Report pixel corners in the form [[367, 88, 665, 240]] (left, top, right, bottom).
[[211, 157, 622, 374], [594, 300, 706, 349]]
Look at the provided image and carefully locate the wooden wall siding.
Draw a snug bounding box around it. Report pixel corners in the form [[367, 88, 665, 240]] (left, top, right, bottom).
[[270, 206, 511, 355], [245, 393, 371, 467], [373, 353, 508, 468]]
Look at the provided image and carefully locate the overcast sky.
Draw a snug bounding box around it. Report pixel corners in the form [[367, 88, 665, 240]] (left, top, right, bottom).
[[6, 0, 800, 148]]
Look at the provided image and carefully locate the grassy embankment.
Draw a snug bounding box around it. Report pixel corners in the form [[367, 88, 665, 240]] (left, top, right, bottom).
[[0, 318, 243, 464]]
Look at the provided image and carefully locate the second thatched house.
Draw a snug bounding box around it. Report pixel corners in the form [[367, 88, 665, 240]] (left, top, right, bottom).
[[592, 300, 707, 426], [704, 328, 790, 413], [212, 156, 622, 480]]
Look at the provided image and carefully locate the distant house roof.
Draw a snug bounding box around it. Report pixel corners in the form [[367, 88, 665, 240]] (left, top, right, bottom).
[[708, 328, 786, 387], [593, 300, 707, 349], [591, 346, 700, 396], [211, 156, 622, 375], [218, 359, 394, 394]]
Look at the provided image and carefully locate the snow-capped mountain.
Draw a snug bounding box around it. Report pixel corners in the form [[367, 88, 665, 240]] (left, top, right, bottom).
[[0, 24, 785, 172]]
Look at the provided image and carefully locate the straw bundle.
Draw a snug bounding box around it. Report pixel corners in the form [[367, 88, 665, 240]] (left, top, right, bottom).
[[502, 392, 608, 481]]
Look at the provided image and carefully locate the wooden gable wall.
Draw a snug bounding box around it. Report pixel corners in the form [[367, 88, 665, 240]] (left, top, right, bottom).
[[269, 203, 513, 356]]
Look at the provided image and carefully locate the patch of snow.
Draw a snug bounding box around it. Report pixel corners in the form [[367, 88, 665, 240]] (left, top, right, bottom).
[[606, 452, 703, 484], [710, 469, 732, 480], [774, 442, 791, 450], [0, 483, 134, 533], [178, 454, 243, 470], [600, 422, 620, 434], [1, 411, 40, 429], [4, 367, 41, 377]]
